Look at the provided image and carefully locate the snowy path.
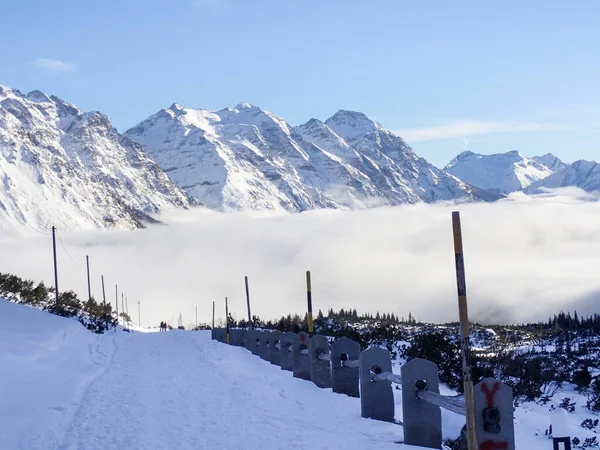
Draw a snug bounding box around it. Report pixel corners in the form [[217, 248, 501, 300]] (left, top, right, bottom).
[[55, 330, 406, 450]]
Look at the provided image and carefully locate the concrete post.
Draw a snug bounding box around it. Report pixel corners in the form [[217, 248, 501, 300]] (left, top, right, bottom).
[[474, 378, 515, 450], [359, 347, 394, 422], [309, 335, 332, 389], [279, 332, 296, 371], [293, 331, 311, 381], [269, 330, 282, 366], [402, 358, 442, 449], [330, 337, 360, 397], [260, 331, 272, 361], [244, 329, 253, 351], [251, 330, 262, 356]]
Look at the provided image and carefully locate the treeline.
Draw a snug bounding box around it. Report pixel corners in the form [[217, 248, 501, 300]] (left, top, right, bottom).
[[0, 272, 117, 333]]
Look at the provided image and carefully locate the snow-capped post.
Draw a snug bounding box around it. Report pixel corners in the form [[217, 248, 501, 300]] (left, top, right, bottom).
[[52, 226, 59, 309], [306, 271, 314, 335], [268, 330, 281, 366], [293, 331, 312, 381], [359, 347, 395, 422], [101, 275, 108, 330], [402, 358, 442, 449], [245, 276, 252, 330], [279, 332, 296, 371], [474, 378, 515, 450], [330, 337, 360, 397], [309, 335, 332, 388], [551, 409, 570, 450], [225, 297, 230, 345], [452, 211, 478, 449], [86, 255, 92, 314]]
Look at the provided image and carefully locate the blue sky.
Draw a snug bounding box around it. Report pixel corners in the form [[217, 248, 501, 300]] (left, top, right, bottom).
[[1, 0, 599, 167]]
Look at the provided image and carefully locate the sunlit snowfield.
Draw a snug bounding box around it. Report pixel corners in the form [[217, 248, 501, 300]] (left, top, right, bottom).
[[2, 187, 600, 327]]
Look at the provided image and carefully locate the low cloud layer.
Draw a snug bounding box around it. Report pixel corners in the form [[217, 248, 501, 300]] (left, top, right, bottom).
[[2, 188, 600, 328]]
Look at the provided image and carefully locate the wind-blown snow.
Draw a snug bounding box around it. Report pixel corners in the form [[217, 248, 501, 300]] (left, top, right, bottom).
[[0, 84, 192, 234]]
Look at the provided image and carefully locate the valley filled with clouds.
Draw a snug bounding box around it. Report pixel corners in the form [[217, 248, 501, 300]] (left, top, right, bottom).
[[2, 188, 599, 327]]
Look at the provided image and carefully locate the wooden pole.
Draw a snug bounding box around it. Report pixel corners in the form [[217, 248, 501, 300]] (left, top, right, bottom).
[[52, 226, 59, 309], [115, 284, 118, 332], [245, 276, 252, 329], [225, 297, 230, 344], [101, 275, 108, 330], [212, 301, 215, 329], [452, 211, 478, 449], [306, 271, 314, 335], [86, 255, 92, 314]]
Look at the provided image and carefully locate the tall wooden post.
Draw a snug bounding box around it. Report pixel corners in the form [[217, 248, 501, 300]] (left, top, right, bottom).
[[245, 276, 253, 329], [306, 271, 314, 335], [101, 275, 108, 330], [52, 226, 59, 309], [225, 297, 230, 344], [115, 284, 119, 332], [452, 211, 478, 449], [212, 301, 215, 329], [86, 255, 92, 314]]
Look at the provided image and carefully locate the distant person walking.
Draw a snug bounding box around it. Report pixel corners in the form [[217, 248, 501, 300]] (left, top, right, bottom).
[[160, 321, 166, 332]]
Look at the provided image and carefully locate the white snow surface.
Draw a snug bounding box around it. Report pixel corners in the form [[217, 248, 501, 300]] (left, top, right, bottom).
[[445, 150, 559, 193], [125, 105, 485, 212], [0, 84, 192, 234], [3, 299, 599, 450]]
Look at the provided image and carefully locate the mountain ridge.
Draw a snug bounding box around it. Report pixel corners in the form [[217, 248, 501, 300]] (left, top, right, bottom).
[[0, 83, 194, 234], [125, 103, 495, 211]]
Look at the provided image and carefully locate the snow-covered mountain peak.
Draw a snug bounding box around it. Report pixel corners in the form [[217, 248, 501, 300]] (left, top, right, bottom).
[[526, 159, 600, 193], [325, 110, 382, 140], [445, 150, 554, 193], [532, 153, 566, 172], [0, 84, 193, 233], [234, 102, 258, 111], [126, 102, 492, 211]]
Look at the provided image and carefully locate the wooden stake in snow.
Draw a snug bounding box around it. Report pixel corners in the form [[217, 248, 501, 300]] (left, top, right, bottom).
[[245, 276, 252, 329], [52, 226, 59, 309], [452, 211, 478, 450], [306, 271, 314, 335], [101, 275, 108, 330], [225, 297, 230, 345]]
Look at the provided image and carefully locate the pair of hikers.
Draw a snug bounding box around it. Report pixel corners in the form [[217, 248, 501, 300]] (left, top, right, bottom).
[[159, 321, 168, 332]]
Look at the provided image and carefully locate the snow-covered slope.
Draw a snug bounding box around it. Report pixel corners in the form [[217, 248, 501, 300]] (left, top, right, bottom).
[[125, 105, 489, 211], [445, 150, 558, 193], [2, 298, 596, 449], [0, 299, 403, 449], [0, 85, 192, 234], [526, 160, 600, 193]]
